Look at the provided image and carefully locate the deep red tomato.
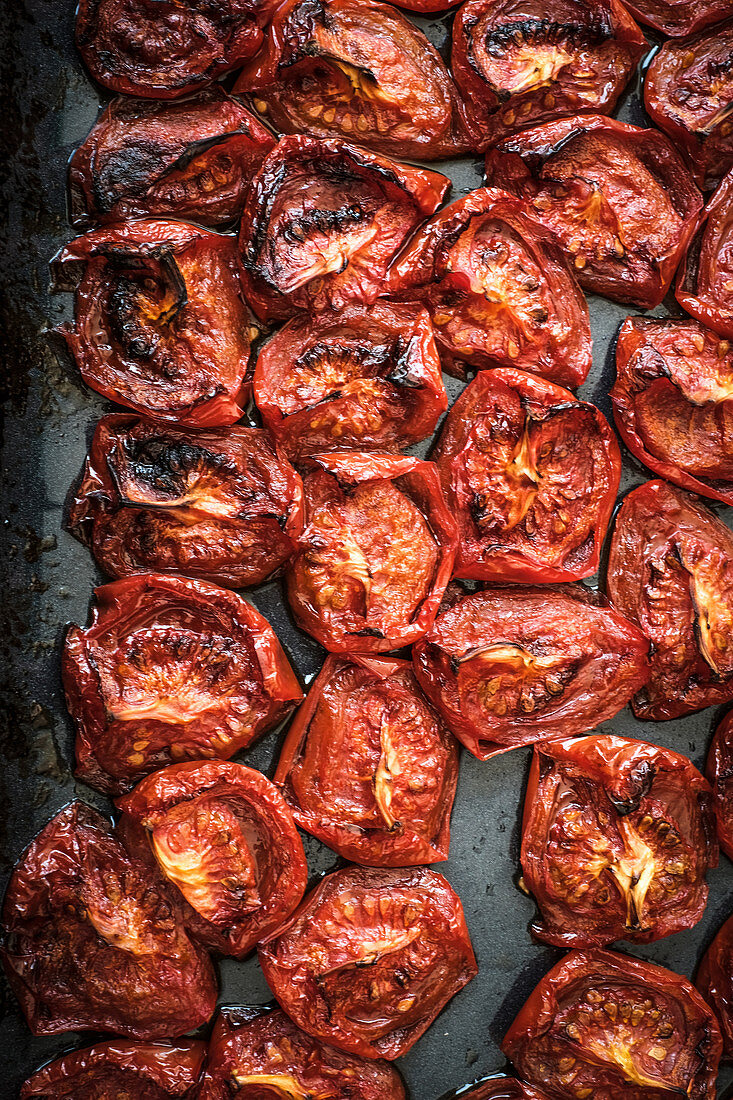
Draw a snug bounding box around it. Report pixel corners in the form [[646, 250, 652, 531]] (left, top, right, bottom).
[[677, 167, 733, 338], [485, 115, 703, 309], [621, 0, 731, 37], [606, 479, 733, 720], [198, 1007, 407, 1099], [68, 415, 304, 588], [239, 135, 448, 322], [393, 0, 459, 9], [452, 0, 646, 148], [439, 1079, 551, 1100], [62, 572, 302, 796], [412, 585, 649, 760], [253, 301, 447, 461], [385, 188, 591, 387], [69, 89, 275, 227], [52, 220, 257, 426], [706, 711, 733, 861], [275, 653, 459, 866], [258, 865, 477, 1060], [285, 452, 457, 653], [117, 761, 307, 959], [612, 316, 733, 506], [235, 0, 475, 160], [432, 368, 621, 582], [502, 949, 723, 1099], [21, 1039, 206, 1098], [1, 801, 217, 1038], [697, 914, 733, 1057]]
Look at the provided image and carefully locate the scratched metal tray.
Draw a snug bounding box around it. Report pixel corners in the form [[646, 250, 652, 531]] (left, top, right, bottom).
[[1, 4, 732, 1096]]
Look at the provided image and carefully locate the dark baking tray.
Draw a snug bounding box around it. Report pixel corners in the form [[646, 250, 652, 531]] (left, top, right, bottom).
[[1, 3, 732, 1096]]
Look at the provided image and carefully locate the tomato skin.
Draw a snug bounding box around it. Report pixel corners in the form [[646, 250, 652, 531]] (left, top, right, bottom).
[[621, 0, 731, 37], [697, 914, 733, 1058], [21, 1039, 206, 1098], [502, 949, 723, 1099], [433, 368, 621, 582], [1, 801, 217, 1039], [677, 168, 733, 339], [412, 585, 649, 761], [706, 711, 733, 861], [258, 865, 477, 1060], [485, 115, 703, 309], [439, 1078, 551, 1100]]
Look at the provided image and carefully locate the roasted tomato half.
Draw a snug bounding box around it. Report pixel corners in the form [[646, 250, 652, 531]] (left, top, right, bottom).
[[438, 1078, 551, 1100], [239, 135, 448, 322], [198, 1006, 406, 1099], [68, 415, 304, 588], [612, 316, 733, 505], [0, 801, 216, 1038], [69, 89, 275, 227], [698, 914, 733, 1057], [62, 572, 302, 796], [485, 115, 703, 309], [385, 188, 591, 386], [258, 865, 477, 1060], [677, 168, 733, 338], [621, 0, 731, 37], [607, 479, 733, 720], [502, 949, 723, 1099], [412, 586, 649, 760], [452, 0, 645, 148], [21, 1039, 206, 1098], [275, 654, 459, 866], [285, 452, 457, 653], [117, 761, 307, 959], [52, 220, 256, 426], [706, 710, 733, 860], [432, 368, 620, 582]]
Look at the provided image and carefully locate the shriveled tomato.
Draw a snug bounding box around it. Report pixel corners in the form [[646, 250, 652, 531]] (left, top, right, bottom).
[[432, 368, 620, 582], [68, 415, 304, 588], [285, 452, 457, 653], [1, 801, 216, 1038], [258, 865, 477, 1060], [52, 220, 257, 426], [393, 0, 459, 9], [385, 188, 591, 387], [412, 586, 649, 760], [198, 1006, 407, 1099], [606, 479, 733, 720], [21, 1039, 206, 1098], [677, 167, 733, 338], [275, 654, 459, 866], [698, 914, 733, 1057], [612, 316, 733, 506], [438, 1078, 551, 1100], [239, 135, 448, 322], [117, 761, 307, 959], [69, 89, 275, 227], [502, 949, 723, 1099], [706, 711, 733, 861], [621, 0, 731, 37], [452, 0, 645, 148], [62, 572, 302, 796], [485, 115, 703, 309]]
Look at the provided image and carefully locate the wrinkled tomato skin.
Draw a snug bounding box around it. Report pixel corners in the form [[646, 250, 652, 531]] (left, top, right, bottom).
[[485, 115, 703, 309], [285, 452, 457, 654], [438, 1078, 551, 1100], [677, 168, 733, 338], [706, 711, 733, 861], [52, 220, 256, 427], [611, 316, 733, 506], [621, 0, 731, 37], [412, 585, 649, 761], [0, 801, 217, 1039], [21, 1039, 206, 1098], [258, 865, 477, 1060], [62, 572, 302, 797], [385, 188, 591, 387], [698, 914, 733, 1057], [502, 949, 723, 1099], [606, 479, 733, 720], [68, 415, 304, 588], [433, 368, 620, 582], [275, 654, 459, 866], [117, 761, 308, 959], [393, 0, 459, 9]]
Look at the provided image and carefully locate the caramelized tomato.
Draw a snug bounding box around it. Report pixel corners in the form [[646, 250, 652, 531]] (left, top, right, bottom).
[[677, 167, 733, 338], [697, 914, 733, 1057], [705, 710, 733, 861], [439, 1079, 551, 1100], [21, 1039, 206, 1098], [621, 0, 731, 37]]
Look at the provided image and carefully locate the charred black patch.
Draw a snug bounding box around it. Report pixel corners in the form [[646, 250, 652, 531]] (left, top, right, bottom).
[[282, 202, 372, 244], [485, 16, 612, 59]]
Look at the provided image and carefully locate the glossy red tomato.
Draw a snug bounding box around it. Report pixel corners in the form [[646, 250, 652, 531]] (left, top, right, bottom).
[[68, 415, 304, 588], [697, 914, 733, 1057], [677, 168, 733, 338], [253, 301, 447, 461], [412, 585, 649, 760], [706, 711, 733, 861], [385, 188, 591, 387], [1, 801, 217, 1038], [117, 761, 307, 958], [285, 452, 457, 653], [607, 479, 733, 720], [62, 572, 302, 796], [621, 0, 731, 36], [502, 949, 723, 1099], [393, 0, 459, 8], [52, 220, 257, 426], [21, 1039, 206, 1098], [432, 368, 621, 582], [612, 316, 733, 506], [258, 865, 477, 1060], [485, 115, 703, 309], [239, 135, 449, 322], [440, 1079, 551, 1100]]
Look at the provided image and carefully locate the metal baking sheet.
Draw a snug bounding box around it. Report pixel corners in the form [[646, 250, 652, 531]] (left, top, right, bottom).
[[1, 4, 732, 1095]]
